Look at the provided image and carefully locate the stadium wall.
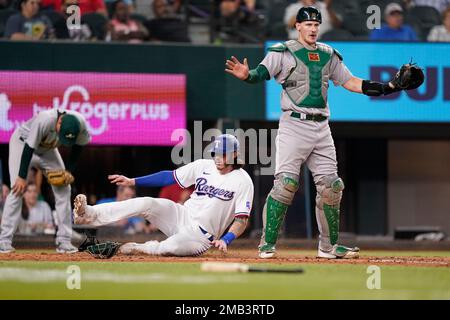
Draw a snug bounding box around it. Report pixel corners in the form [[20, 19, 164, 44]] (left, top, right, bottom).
[[0, 40, 266, 120]]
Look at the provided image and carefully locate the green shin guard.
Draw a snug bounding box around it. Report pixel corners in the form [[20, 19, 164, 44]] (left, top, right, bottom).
[[323, 204, 339, 245], [262, 196, 289, 250]]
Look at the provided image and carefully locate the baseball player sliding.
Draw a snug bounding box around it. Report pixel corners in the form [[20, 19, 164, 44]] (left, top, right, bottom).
[[0, 109, 91, 254], [73, 134, 254, 257], [225, 6, 424, 259]]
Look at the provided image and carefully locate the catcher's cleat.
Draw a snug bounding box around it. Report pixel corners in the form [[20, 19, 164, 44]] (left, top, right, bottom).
[[258, 243, 276, 259], [73, 194, 96, 224], [317, 244, 360, 259]]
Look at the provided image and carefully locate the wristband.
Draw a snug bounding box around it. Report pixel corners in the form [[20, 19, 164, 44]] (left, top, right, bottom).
[[362, 80, 400, 96], [244, 65, 270, 84], [220, 232, 236, 245]]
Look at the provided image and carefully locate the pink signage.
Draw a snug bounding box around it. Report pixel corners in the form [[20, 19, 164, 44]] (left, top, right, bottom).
[[0, 71, 186, 146]]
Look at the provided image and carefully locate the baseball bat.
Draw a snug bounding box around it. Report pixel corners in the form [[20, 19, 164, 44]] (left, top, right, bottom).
[[200, 262, 304, 274]]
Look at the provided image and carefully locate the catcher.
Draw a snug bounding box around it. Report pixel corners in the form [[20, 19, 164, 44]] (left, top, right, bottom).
[[225, 6, 424, 259], [0, 109, 90, 254]]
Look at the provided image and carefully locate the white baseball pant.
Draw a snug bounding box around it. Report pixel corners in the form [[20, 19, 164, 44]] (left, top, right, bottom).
[[85, 197, 212, 256]]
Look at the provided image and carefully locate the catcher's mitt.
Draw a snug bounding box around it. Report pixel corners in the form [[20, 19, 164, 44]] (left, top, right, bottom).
[[389, 62, 424, 90], [87, 241, 121, 259], [46, 170, 74, 186]]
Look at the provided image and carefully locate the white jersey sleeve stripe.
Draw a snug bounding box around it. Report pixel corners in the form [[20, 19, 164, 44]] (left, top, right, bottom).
[[173, 170, 186, 189]]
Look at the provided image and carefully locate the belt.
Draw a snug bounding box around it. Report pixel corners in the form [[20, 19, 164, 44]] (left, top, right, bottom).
[[290, 111, 328, 122], [199, 226, 214, 242]]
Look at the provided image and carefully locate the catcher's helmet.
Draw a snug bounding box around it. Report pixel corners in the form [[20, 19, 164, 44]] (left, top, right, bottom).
[[296, 6, 322, 24], [209, 134, 240, 156]]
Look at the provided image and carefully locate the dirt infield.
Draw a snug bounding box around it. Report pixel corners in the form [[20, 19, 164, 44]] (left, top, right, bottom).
[[1, 250, 449, 267]]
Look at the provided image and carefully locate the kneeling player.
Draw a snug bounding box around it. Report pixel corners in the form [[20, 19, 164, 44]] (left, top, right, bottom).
[[73, 134, 254, 257]]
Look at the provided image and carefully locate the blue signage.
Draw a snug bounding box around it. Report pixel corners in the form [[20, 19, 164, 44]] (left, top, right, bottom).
[[265, 41, 450, 122]]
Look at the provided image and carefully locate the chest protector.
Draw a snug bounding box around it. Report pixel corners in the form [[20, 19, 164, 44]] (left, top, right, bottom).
[[283, 40, 334, 109]]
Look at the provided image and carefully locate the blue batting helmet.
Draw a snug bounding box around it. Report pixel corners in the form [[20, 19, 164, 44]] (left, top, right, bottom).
[[209, 134, 240, 156]]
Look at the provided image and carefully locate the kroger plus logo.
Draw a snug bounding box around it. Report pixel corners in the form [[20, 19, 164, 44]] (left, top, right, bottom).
[[194, 178, 235, 201], [33, 85, 170, 135]]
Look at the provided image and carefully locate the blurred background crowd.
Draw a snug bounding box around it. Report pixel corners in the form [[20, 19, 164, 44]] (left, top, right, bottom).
[[0, 0, 449, 44]]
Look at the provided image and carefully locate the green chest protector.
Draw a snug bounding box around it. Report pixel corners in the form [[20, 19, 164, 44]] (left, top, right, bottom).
[[268, 40, 341, 109], [290, 48, 331, 108]]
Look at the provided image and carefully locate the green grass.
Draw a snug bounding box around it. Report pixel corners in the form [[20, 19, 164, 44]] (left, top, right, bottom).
[[252, 249, 450, 258], [1, 250, 449, 300]]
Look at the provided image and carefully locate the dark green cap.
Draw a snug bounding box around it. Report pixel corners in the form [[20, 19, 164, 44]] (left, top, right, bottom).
[[59, 114, 80, 146]]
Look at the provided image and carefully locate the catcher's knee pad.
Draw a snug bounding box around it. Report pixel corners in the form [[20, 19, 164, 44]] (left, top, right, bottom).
[[316, 174, 344, 247], [317, 174, 344, 206], [269, 172, 300, 205]]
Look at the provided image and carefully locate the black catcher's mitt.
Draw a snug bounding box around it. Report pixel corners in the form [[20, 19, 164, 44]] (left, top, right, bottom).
[[389, 62, 424, 90], [87, 241, 121, 259]]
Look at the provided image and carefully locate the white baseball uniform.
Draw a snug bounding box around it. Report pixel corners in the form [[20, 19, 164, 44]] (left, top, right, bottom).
[[0, 109, 90, 247], [83, 159, 254, 256]]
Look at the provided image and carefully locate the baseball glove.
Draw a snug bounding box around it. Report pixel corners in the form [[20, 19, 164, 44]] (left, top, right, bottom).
[[389, 62, 424, 90], [46, 170, 74, 186], [87, 241, 121, 259]]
